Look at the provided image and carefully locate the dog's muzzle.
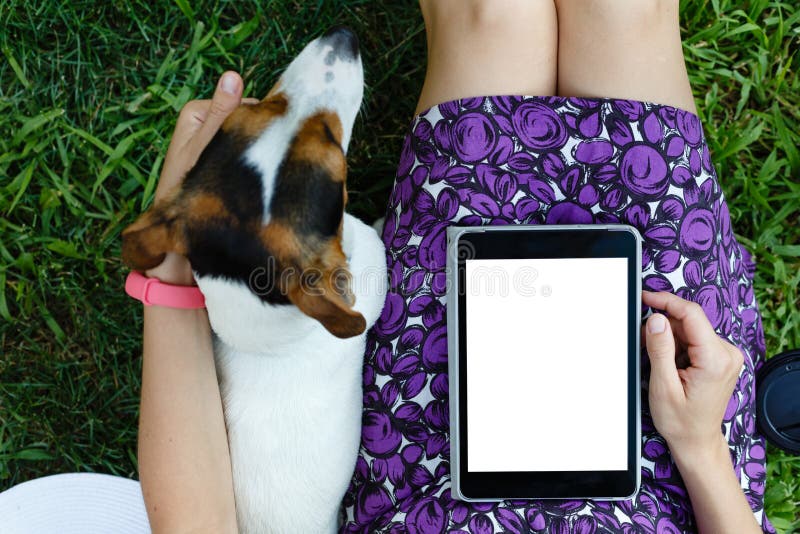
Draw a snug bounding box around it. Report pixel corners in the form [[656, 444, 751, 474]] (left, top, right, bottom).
[[321, 26, 359, 61]]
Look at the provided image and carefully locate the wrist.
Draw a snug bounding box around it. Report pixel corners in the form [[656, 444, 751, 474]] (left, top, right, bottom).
[[145, 252, 195, 286], [669, 433, 731, 475], [126, 270, 205, 310]]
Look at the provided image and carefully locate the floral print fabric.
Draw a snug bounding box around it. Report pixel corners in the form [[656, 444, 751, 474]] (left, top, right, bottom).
[[341, 96, 773, 534]]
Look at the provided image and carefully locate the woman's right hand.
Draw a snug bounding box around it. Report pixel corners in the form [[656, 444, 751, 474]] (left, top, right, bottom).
[[641, 290, 744, 462]]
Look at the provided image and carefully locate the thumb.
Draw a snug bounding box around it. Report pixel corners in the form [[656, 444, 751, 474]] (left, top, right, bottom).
[[193, 71, 244, 149], [645, 313, 683, 394]]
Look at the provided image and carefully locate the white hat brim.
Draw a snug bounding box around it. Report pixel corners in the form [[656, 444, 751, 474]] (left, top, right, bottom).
[[0, 472, 150, 534]]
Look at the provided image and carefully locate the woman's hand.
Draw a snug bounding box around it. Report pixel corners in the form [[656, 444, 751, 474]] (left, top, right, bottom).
[[641, 290, 743, 461], [138, 72, 259, 534], [145, 71, 258, 285], [641, 291, 761, 532]]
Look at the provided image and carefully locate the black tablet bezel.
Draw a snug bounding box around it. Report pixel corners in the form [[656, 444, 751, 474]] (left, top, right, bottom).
[[452, 225, 640, 500]]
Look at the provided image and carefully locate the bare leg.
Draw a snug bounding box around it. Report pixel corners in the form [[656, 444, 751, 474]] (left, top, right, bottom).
[[555, 0, 697, 114], [416, 0, 558, 115]]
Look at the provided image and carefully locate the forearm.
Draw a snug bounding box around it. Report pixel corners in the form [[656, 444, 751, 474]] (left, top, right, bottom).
[[671, 435, 761, 534], [138, 305, 237, 534]]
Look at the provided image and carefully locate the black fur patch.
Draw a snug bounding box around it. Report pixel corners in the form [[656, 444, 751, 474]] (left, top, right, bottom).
[[182, 130, 290, 304], [270, 158, 344, 238], [188, 224, 290, 305], [183, 130, 264, 222]]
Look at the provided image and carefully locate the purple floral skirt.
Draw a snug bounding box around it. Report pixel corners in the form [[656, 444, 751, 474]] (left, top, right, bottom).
[[341, 96, 773, 533]]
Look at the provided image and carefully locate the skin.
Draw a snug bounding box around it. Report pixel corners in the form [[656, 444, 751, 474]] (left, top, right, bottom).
[[554, 0, 697, 114], [137, 2, 760, 531], [137, 71, 257, 534], [416, 0, 558, 114], [642, 291, 760, 534]]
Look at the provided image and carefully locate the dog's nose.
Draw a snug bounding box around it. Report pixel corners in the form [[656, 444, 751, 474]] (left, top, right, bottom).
[[321, 26, 359, 61]]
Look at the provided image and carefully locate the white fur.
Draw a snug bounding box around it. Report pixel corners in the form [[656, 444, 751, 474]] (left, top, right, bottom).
[[197, 215, 385, 534]]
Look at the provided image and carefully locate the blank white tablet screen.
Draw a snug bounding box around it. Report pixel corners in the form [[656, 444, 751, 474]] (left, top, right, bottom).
[[465, 257, 628, 472]]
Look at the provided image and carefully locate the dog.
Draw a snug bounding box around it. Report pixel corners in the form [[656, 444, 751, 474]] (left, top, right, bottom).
[[122, 27, 386, 533]]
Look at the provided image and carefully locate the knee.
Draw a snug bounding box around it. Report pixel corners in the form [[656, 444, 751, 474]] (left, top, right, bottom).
[[423, 0, 555, 35], [557, 0, 679, 27], [622, 0, 679, 23], [461, 0, 525, 30]]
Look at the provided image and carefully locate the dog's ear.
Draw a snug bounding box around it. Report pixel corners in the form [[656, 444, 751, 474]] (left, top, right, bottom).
[[121, 202, 187, 271], [285, 249, 366, 339]]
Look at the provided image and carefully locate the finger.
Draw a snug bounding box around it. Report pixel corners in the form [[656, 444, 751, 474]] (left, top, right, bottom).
[[640, 323, 646, 343], [177, 99, 211, 127], [154, 99, 213, 198], [170, 99, 212, 149], [667, 315, 686, 341], [677, 368, 689, 383], [176, 96, 254, 131], [727, 342, 745, 371], [641, 291, 718, 347], [719, 340, 745, 382], [171, 96, 252, 149], [645, 315, 686, 361], [667, 316, 691, 353], [191, 71, 244, 152], [645, 313, 684, 398]]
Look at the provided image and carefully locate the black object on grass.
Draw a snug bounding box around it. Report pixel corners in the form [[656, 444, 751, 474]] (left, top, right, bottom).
[[757, 349, 800, 455]]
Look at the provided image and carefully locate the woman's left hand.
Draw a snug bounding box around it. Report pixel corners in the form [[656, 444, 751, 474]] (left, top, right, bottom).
[[145, 71, 258, 285]]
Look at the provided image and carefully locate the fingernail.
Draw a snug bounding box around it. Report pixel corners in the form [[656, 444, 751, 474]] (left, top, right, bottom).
[[220, 73, 238, 95], [648, 314, 666, 334]]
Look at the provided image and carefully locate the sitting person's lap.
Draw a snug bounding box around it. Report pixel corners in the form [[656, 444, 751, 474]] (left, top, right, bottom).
[[340, 96, 770, 533], [342, 2, 771, 532]]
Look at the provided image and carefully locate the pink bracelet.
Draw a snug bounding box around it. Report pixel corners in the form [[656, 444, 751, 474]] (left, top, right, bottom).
[[125, 271, 206, 309]]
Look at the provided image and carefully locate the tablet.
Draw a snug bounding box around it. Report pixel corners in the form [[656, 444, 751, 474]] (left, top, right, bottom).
[[446, 224, 641, 501]]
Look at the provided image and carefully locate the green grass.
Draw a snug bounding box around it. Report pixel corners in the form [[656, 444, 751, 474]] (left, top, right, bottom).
[[0, 0, 798, 531]]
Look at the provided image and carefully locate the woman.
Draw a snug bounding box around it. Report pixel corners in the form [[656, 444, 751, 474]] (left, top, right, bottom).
[[137, 1, 772, 532], [338, 1, 771, 532]]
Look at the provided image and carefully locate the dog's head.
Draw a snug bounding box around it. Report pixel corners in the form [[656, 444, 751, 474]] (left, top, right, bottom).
[[122, 27, 366, 339]]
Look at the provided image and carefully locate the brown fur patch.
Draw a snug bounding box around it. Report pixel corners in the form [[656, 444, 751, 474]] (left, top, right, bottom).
[[184, 192, 230, 222], [289, 112, 347, 183], [317, 237, 349, 273], [287, 281, 365, 338], [222, 93, 288, 140], [318, 238, 355, 306], [260, 221, 348, 268], [120, 186, 228, 273], [260, 221, 364, 338], [259, 221, 349, 290], [260, 221, 308, 265], [121, 207, 187, 271]]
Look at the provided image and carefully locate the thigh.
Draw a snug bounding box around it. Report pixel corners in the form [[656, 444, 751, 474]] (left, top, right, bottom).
[[555, 0, 697, 114], [416, 0, 558, 115]]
